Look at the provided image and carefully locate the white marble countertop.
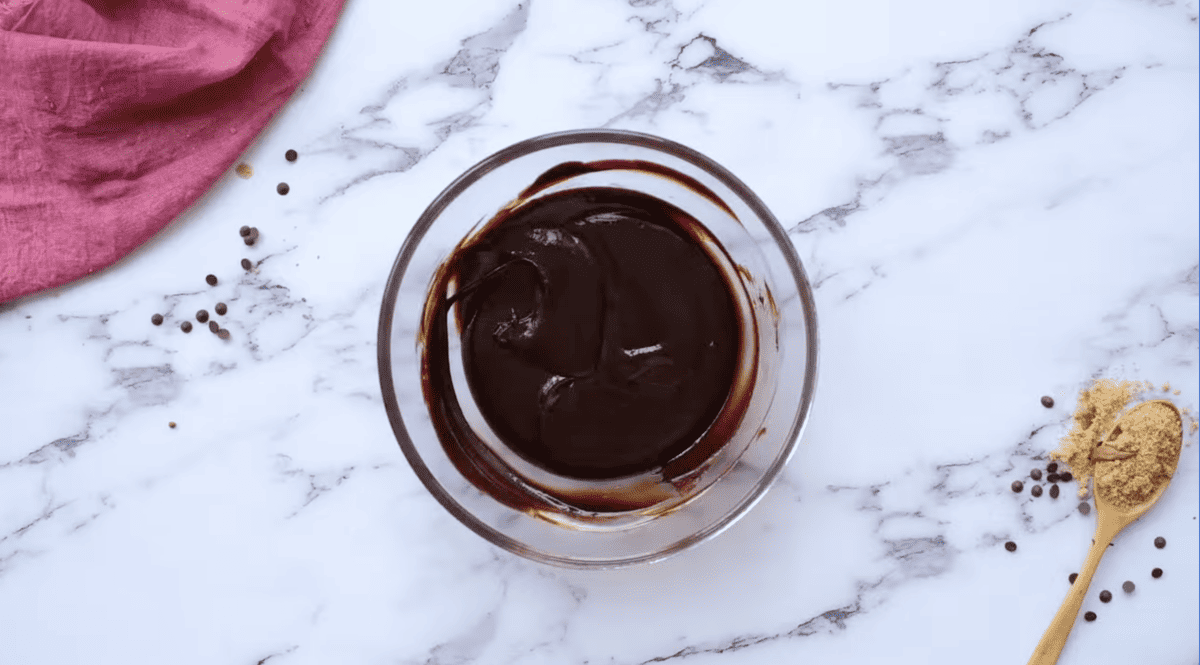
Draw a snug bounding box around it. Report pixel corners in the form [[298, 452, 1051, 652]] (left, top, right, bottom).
[[1, 1, 1197, 663]]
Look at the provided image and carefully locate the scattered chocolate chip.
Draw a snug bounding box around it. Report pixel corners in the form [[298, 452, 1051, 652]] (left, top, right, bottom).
[[1122, 581, 1135, 593], [239, 225, 251, 237], [1152, 568, 1163, 578], [1047, 462, 1058, 473], [151, 313, 163, 326], [169, 421, 176, 428], [196, 309, 209, 323], [244, 228, 259, 246], [180, 321, 192, 333], [1047, 473, 1060, 483], [1154, 536, 1166, 549], [1005, 541, 1017, 552], [1060, 472, 1073, 482], [241, 258, 253, 270], [1031, 468, 1043, 481], [285, 149, 297, 162], [1084, 611, 1096, 622], [1069, 573, 1078, 584], [1078, 502, 1091, 515], [215, 302, 227, 316], [217, 328, 231, 340], [277, 182, 289, 195], [208, 320, 220, 333], [1099, 590, 1111, 603], [1049, 484, 1060, 499], [1031, 485, 1043, 497], [206, 274, 218, 286], [1012, 480, 1024, 493], [1041, 396, 1054, 408]]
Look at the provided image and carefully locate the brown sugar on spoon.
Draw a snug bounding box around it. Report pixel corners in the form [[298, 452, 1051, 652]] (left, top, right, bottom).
[[1093, 402, 1182, 512], [1049, 379, 1146, 498]]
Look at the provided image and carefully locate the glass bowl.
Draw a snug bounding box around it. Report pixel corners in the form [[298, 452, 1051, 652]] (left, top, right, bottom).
[[377, 129, 818, 568]]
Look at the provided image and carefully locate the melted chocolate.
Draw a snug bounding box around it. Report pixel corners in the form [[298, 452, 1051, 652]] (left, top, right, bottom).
[[449, 188, 740, 479], [420, 161, 756, 512]]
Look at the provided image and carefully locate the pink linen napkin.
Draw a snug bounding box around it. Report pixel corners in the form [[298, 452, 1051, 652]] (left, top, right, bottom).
[[0, 0, 346, 303]]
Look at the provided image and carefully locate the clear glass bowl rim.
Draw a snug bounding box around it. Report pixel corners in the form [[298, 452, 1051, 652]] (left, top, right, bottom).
[[376, 128, 820, 568]]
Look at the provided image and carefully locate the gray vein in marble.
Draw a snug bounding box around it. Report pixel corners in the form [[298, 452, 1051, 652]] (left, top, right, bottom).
[[636, 600, 865, 664], [254, 645, 299, 665], [316, 3, 531, 203], [274, 453, 360, 518], [791, 13, 1136, 238]]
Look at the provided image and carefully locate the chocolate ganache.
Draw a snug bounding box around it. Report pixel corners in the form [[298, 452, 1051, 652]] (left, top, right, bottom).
[[421, 162, 755, 510]]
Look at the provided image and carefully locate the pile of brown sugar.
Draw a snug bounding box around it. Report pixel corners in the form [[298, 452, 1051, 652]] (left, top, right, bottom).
[[1050, 379, 1184, 509]]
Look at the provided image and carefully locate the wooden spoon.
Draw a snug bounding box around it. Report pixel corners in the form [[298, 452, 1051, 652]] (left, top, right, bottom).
[[1026, 399, 1183, 665]]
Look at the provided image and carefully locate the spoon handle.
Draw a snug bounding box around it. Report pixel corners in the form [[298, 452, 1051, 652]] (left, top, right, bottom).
[[1026, 521, 1119, 665]]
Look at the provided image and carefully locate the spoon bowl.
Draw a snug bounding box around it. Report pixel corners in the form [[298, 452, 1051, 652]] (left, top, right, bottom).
[[1026, 399, 1183, 665]]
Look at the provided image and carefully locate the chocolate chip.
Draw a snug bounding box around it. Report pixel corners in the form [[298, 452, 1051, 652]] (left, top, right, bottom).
[[214, 302, 227, 316], [206, 274, 218, 286], [151, 313, 163, 326], [1012, 480, 1024, 493], [277, 182, 290, 195], [208, 320, 219, 333], [244, 228, 259, 246], [1060, 472, 1073, 482], [196, 309, 209, 323], [239, 225, 251, 237], [1031, 469, 1043, 481], [1047, 462, 1058, 473], [1047, 473, 1060, 483], [1084, 611, 1096, 622], [1154, 536, 1166, 549], [1041, 396, 1054, 408], [1069, 573, 1078, 584], [1152, 568, 1163, 578], [1122, 581, 1135, 593], [241, 258, 253, 270], [180, 321, 192, 333], [1005, 541, 1017, 552], [1049, 484, 1060, 499], [1099, 590, 1111, 603], [169, 422, 176, 429], [217, 328, 231, 340], [285, 149, 298, 162], [1031, 485, 1043, 497], [1078, 502, 1091, 515]]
